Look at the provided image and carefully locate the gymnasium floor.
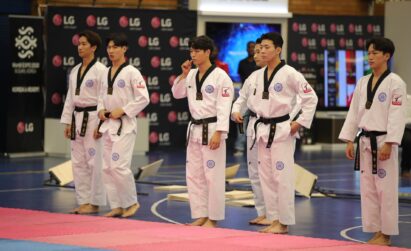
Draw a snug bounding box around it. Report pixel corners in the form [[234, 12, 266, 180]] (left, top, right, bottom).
[[0, 146, 411, 249]]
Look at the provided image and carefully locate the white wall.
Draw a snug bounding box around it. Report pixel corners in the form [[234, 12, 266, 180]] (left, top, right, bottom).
[[385, 1, 411, 92]]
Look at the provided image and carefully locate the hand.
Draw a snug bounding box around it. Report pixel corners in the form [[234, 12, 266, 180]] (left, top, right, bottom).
[[109, 108, 124, 119], [345, 141, 355, 160], [290, 121, 301, 135], [180, 60, 192, 79], [93, 128, 102, 139], [379, 142, 392, 161], [232, 112, 243, 123], [209, 131, 222, 150], [64, 124, 71, 139], [98, 109, 108, 121]]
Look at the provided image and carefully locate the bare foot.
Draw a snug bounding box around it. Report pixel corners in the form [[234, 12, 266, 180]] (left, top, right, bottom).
[[259, 220, 279, 233], [187, 217, 208, 226], [368, 232, 390, 246], [259, 221, 288, 234], [256, 217, 272, 226], [78, 204, 99, 214], [104, 208, 123, 217], [249, 215, 266, 224], [70, 204, 88, 214], [202, 219, 217, 228], [122, 203, 140, 218], [367, 231, 382, 243]]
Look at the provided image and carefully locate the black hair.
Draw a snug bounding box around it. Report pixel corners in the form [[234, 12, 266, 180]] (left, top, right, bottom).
[[189, 35, 215, 54], [78, 30, 102, 51], [246, 41, 255, 48], [366, 37, 395, 60], [255, 38, 262, 44], [106, 32, 128, 47], [260, 32, 284, 48]]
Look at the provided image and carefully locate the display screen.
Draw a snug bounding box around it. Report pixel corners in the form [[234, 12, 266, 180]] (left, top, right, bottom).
[[206, 22, 281, 82], [324, 50, 371, 108]]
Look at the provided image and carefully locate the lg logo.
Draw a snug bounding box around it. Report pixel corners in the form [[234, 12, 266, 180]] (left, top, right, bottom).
[[53, 14, 75, 26], [161, 57, 172, 67], [129, 57, 141, 67], [148, 37, 160, 46], [147, 76, 159, 86], [146, 112, 158, 123], [16, 121, 34, 134], [52, 55, 75, 67], [86, 15, 109, 27]]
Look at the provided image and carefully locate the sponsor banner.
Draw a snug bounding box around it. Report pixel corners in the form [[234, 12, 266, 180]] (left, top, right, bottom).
[[5, 16, 44, 153], [288, 15, 384, 109], [46, 7, 196, 149]]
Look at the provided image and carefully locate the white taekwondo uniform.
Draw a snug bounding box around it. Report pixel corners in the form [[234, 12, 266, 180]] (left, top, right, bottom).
[[231, 70, 303, 218], [97, 63, 149, 209], [339, 72, 406, 235], [248, 62, 317, 225], [60, 59, 107, 207], [172, 66, 234, 221]]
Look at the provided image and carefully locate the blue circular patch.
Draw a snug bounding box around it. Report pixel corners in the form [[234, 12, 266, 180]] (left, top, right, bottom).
[[88, 148, 96, 156], [276, 161, 285, 170], [206, 160, 215, 168], [205, 85, 214, 94], [274, 83, 283, 92], [378, 92, 387, 102], [112, 152, 120, 161], [117, 79, 126, 88], [377, 168, 386, 178], [85, 79, 94, 88]]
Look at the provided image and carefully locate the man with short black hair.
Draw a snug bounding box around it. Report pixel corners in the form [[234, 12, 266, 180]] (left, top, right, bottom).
[[248, 32, 317, 234], [97, 33, 149, 218], [339, 37, 406, 246], [61, 30, 107, 214], [172, 35, 234, 227]]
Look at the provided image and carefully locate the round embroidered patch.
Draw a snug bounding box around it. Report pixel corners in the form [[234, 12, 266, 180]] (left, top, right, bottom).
[[377, 168, 386, 178], [378, 92, 387, 102], [112, 153, 120, 161], [205, 85, 214, 93], [206, 160, 215, 168], [117, 79, 126, 88], [274, 83, 283, 92], [85, 79, 94, 88], [276, 161, 285, 170], [88, 148, 96, 156]]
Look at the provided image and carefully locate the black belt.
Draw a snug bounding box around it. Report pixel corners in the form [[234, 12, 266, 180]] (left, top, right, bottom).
[[239, 110, 257, 135], [354, 130, 387, 174], [97, 113, 124, 137], [250, 114, 290, 149], [70, 106, 97, 140], [187, 116, 217, 146]]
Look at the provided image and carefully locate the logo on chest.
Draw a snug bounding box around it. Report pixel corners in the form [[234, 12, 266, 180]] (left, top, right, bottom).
[[205, 85, 214, 94], [378, 92, 387, 102], [274, 83, 283, 92], [85, 79, 94, 88], [117, 79, 126, 88]]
